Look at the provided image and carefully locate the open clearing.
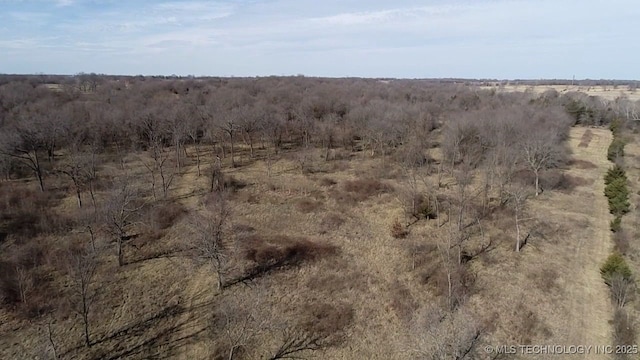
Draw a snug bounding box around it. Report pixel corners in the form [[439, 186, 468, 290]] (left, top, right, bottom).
[[481, 84, 640, 102]]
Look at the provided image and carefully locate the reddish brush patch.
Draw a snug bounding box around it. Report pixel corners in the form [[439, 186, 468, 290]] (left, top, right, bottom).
[[244, 235, 338, 266], [343, 178, 392, 198], [329, 178, 393, 205], [578, 129, 593, 148], [296, 198, 322, 213], [568, 159, 598, 169]]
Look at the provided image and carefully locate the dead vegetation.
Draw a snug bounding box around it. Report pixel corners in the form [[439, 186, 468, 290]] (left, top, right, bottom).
[[0, 75, 634, 359]]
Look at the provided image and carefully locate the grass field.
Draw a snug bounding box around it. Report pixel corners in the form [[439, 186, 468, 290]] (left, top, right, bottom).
[[480, 84, 640, 102]]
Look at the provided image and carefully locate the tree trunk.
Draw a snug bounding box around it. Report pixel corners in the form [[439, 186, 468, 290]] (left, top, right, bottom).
[[216, 268, 224, 293], [47, 320, 58, 359], [534, 170, 540, 196], [515, 203, 521, 252], [175, 140, 181, 171], [82, 301, 91, 346], [74, 180, 83, 208], [229, 132, 235, 167], [88, 226, 96, 253], [88, 181, 97, 212], [34, 151, 45, 192], [447, 270, 453, 310], [195, 143, 201, 177], [117, 236, 124, 266]]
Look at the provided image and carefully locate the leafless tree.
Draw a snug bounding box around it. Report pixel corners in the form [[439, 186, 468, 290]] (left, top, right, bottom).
[[15, 265, 33, 306], [210, 156, 224, 192], [213, 292, 266, 360], [139, 112, 175, 199], [438, 224, 457, 311], [0, 117, 47, 191], [188, 192, 231, 292], [520, 110, 568, 196], [67, 247, 98, 347], [56, 147, 97, 208], [506, 183, 532, 252], [185, 101, 205, 176], [165, 99, 188, 171], [268, 328, 329, 360], [103, 181, 143, 266], [45, 318, 59, 360], [39, 316, 59, 360], [239, 104, 261, 159], [413, 306, 482, 360], [610, 273, 635, 308]]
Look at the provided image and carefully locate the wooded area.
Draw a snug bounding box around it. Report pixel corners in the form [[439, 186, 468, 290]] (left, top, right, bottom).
[[0, 75, 638, 359]]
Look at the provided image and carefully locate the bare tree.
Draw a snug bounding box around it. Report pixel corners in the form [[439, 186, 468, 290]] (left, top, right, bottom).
[[412, 306, 482, 360], [610, 273, 635, 308], [239, 104, 261, 159], [185, 102, 205, 177], [220, 110, 238, 168], [67, 248, 98, 347], [165, 99, 188, 171], [189, 192, 231, 292], [56, 148, 96, 208], [520, 110, 568, 196], [15, 265, 33, 306], [139, 113, 175, 199], [506, 183, 531, 252], [47, 319, 59, 359], [213, 292, 266, 360], [40, 316, 59, 360], [210, 156, 224, 193], [268, 328, 329, 360], [103, 181, 143, 266], [0, 118, 47, 191]]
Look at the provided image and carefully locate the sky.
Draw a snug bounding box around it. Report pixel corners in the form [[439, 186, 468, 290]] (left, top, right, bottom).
[[0, 0, 638, 79]]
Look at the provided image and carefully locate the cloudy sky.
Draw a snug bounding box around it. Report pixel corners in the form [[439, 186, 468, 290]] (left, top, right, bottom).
[[1, 0, 638, 79]]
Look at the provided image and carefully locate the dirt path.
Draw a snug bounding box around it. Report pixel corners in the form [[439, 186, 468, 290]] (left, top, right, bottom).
[[565, 127, 613, 358]]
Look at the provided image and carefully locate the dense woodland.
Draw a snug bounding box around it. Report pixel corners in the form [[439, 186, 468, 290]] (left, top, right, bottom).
[[1, 75, 639, 359]]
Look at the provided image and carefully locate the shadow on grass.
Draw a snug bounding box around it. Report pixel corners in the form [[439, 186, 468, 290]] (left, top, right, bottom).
[[223, 251, 308, 289], [125, 250, 183, 266], [61, 298, 216, 360]]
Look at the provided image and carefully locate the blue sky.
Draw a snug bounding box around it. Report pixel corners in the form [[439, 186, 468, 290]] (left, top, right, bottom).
[[1, 0, 638, 79]]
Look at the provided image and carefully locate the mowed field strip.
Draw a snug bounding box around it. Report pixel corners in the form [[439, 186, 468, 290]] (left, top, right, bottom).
[[565, 127, 613, 358]]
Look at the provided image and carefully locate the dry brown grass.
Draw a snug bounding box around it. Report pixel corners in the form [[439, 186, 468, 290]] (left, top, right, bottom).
[[482, 84, 640, 101], [0, 128, 624, 360], [295, 198, 322, 213], [318, 213, 345, 234], [470, 127, 613, 355]]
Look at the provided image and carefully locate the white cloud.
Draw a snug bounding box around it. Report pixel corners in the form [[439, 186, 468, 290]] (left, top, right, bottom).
[[8, 11, 50, 22], [310, 4, 471, 26]]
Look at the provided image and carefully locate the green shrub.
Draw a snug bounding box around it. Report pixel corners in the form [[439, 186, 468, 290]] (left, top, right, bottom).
[[607, 138, 626, 162], [601, 252, 632, 286], [604, 165, 630, 217], [609, 118, 623, 136], [605, 177, 630, 216], [610, 216, 622, 233], [565, 100, 587, 123], [605, 165, 627, 185]]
